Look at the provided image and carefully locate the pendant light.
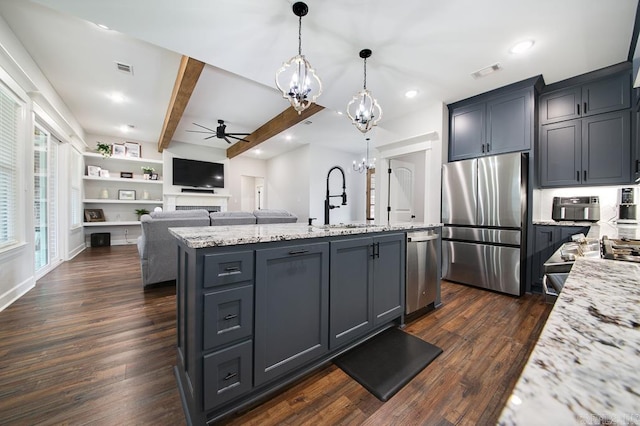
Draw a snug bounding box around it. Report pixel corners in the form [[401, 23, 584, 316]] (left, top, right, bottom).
[[353, 137, 376, 173], [347, 49, 382, 133], [275, 2, 322, 114]]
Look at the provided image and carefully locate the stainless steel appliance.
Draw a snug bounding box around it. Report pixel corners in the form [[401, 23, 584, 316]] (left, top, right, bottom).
[[551, 196, 600, 222], [618, 187, 638, 224], [406, 230, 439, 315], [441, 152, 526, 296]]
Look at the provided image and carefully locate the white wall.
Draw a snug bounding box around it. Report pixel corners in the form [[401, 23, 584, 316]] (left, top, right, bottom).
[[228, 155, 267, 211], [0, 15, 87, 311], [533, 185, 637, 222], [266, 145, 310, 221]]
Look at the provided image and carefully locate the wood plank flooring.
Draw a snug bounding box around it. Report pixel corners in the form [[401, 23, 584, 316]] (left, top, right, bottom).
[[0, 245, 552, 425]]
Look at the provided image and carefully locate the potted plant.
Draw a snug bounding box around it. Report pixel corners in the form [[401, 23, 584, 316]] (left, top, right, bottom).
[[96, 142, 111, 157], [141, 166, 155, 179], [135, 208, 150, 220]]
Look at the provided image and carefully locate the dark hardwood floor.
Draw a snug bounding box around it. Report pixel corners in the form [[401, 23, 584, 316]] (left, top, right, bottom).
[[0, 245, 551, 425]]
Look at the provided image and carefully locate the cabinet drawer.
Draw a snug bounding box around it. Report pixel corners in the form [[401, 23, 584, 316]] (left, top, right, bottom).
[[203, 340, 253, 410], [203, 285, 253, 350], [203, 251, 254, 288]]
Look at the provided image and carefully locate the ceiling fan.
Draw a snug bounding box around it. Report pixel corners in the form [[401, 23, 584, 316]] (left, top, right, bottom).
[[186, 119, 250, 144]]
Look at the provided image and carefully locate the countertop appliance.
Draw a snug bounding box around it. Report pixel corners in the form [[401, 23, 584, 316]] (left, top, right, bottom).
[[618, 187, 638, 224], [551, 196, 600, 222], [441, 152, 526, 296], [406, 230, 439, 315]]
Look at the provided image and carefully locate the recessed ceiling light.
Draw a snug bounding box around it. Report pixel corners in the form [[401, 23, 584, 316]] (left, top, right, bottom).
[[509, 40, 535, 54], [96, 23, 110, 30], [405, 89, 418, 99], [285, 135, 292, 141], [336, 111, 344, 115], [120, 124, 134, 133], [254, 149, 262, 155], [109, 92, 124, 103]]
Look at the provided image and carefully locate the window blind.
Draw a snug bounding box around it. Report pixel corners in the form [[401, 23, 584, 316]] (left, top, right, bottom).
[[70, 148, 81, 228], [0, 83, 19, 249]]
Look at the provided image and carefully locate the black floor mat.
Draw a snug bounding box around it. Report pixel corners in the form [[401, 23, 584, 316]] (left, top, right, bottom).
[[334, 327, 443, 402]]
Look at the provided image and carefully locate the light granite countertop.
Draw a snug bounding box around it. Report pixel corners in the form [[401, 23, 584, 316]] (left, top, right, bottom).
[[169, 222, 442, 249], [499, 223, 640, 425]]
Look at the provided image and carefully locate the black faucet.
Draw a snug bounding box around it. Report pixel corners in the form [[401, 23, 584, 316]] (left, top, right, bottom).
[[324, 166, 347, 225]]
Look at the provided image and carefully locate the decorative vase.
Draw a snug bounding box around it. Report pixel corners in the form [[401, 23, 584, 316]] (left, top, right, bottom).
[[99, 188, 109, 199]]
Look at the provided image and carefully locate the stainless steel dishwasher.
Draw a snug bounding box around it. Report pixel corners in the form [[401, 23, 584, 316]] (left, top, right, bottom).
[[406, 230, 439, 315]]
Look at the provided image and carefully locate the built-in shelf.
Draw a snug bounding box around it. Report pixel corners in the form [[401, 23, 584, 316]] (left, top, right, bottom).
[[83, 199, 162, 204], [83, 176, 163, 184], [83, 221, 141, 227], [164, 192, 231, 198], [83, 152, 163, 165]]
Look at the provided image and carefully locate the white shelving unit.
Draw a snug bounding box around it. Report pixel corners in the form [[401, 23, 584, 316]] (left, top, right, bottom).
[[83, 152, 164, 245]]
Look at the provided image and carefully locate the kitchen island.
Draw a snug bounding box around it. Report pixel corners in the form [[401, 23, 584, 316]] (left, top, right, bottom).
[[499, 223, 640, 425], [170, 222, 441, 425]]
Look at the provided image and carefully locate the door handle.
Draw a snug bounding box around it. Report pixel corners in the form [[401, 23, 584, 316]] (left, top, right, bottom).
[[636, 159, 640, 173], [486, 143, 490, 152], [584, 102, 587, 114], [576, 171, 580, 182], [481, 144, 485, 153], [288, 249, 309, 255], [584, 170, 587, 181], [577, 103, 580, 115]]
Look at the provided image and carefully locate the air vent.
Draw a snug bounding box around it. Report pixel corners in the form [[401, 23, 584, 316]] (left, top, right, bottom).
[[471, 63, 501, 79], [303, 120, 313, 125], [115, 61, 133, 75]]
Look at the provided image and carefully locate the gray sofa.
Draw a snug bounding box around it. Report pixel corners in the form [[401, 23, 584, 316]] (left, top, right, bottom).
[[137, 209, 297, 286]]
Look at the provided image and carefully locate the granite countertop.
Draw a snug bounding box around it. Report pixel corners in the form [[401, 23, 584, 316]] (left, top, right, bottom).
[[532, 220, 596, 226], [169, 222, 442, 249], [499, 223, 640, 425]]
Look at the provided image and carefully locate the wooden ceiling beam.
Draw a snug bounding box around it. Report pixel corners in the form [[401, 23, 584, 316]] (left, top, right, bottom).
[[226, 103, 325, 159], [157, 56, 205, 152]]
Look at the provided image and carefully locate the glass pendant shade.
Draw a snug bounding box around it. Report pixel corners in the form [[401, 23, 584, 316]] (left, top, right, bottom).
[[347, 49, 382, 133], [275, 2, 322, 114], [276, 54, 322, 113]]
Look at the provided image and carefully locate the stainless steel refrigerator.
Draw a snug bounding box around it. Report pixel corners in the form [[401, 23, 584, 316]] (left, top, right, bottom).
[[441, 152, 527, 296]]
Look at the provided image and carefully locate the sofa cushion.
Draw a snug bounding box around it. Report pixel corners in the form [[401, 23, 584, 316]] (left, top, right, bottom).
[[149, 209, 210, 219], [210, 211, 256, 225], [253, 209, 298, 224]]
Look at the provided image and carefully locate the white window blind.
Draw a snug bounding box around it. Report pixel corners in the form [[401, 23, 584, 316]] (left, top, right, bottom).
[[0, 83, 20, 249], [70, 148, 81, 228]]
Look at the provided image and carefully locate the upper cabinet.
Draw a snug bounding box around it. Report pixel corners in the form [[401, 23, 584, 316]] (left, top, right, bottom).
[[539, 71, 631, 125], [538, 63, 633, 187], [449, 76, 542, 162]]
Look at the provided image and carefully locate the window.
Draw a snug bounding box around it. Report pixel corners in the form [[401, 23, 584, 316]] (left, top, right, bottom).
[[0, 81, 21, 249]]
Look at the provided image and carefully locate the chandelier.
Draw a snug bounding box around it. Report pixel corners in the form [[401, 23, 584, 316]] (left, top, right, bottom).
[[275, 2, 322, 114], [353, 137, 376, 173], [347, 49, 382, 133]]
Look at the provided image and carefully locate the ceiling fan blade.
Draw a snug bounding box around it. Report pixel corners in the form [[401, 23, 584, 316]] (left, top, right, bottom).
[[185, 130, 215, 134], [204, 135, 218, 140], [192, 122, 217, 132], [223, 136, 233, 144], [226, 135, 250, 142], [226, 132, 251, 136]]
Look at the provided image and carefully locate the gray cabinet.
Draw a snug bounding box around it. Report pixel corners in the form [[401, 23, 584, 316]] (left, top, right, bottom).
[[531, 225, 589, 292], [449, 81, 538, 161], [254, 242, 329, 386], [635, 96, 640, 182], [540, 71, 631, 125], [329, 233, 405, 350], [539, 111, 631, 187]]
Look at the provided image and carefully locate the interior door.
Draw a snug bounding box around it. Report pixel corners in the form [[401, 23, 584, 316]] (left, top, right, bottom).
[[388, 159, 414, 222]]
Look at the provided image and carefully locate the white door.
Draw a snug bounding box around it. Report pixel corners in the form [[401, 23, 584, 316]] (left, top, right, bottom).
[[388, 159, 414, 222]]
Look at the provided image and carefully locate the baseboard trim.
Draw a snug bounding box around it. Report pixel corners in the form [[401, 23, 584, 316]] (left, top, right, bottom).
[[0, 277, 35, 312], [67, 243, 86, 260]]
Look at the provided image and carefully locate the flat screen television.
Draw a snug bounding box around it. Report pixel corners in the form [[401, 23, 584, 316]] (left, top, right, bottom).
[[172, 158, 224, 188]]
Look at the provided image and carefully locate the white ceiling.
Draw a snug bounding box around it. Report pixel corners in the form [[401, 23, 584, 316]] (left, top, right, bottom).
[[0, 0, 637, 159]]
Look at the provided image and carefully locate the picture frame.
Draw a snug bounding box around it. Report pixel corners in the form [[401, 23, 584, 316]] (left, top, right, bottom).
[[118, 189, 136, 200], [87, 165, 101, 177], [120, 172, 133, 179], [84, 208, 105, 222], [124, 142, 141, 158], [150, 173, 159, 180], [99, 169, 110, 178], [111, 143, 126, 157]]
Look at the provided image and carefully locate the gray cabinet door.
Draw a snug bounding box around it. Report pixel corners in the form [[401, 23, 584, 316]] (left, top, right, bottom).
[[486, 88, 532, 155], [539, 119, 582, 187], [531, 226, 557, 291], [329, 237, 373, 349], [582, 111, 631, 185], [450, 102, 485, 161], [254, 242, 329, 386], [539, 87, 581, 125], [582, 72, 631, 117], [372, 234, 405, 325], [635, 105, 640, 182]]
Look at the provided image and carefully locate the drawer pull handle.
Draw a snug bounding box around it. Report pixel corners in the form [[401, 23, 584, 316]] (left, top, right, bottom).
[[223, 314, 238, 320], [224, 266, 240, 272], [288, 249, 309, 255], [223, 372, 238, 381]]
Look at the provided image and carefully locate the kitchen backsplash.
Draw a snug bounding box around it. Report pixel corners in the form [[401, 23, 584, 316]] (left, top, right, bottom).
[[532, 184, 639, 222]]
